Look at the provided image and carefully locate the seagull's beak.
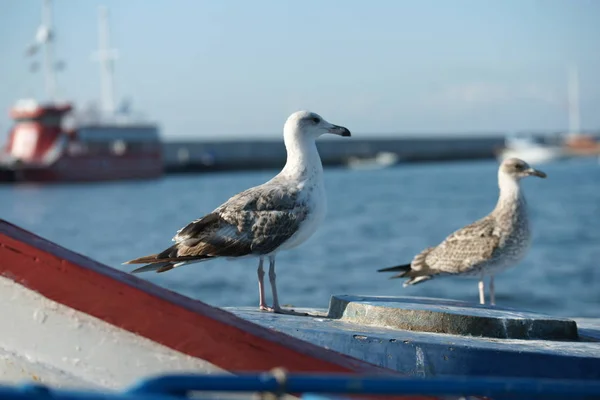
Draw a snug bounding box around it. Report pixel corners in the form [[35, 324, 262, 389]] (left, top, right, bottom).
[[327, 124, 351, 137], [526, 168, 547, 178]]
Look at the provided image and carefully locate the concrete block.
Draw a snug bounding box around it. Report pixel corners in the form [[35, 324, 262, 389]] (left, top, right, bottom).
[[327, 295, 578, 340]]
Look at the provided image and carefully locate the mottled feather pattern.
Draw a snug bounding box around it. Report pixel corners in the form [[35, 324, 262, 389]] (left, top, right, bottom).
[[487, 194, 531, 271], [410, 246, 435, 272], [163, 179, 310, 260], [399, 194, 530, 283], [424, 216, 501, 276], [125, 168, 316, 274]]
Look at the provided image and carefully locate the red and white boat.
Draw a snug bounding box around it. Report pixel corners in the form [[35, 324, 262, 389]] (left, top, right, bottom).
[[0, 1, 162, 183]]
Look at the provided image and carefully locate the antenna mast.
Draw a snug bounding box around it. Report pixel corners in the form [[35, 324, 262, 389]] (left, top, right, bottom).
[[41, 0, 58, 101], [94, 6, 118, 115], [567, 64, 581, 134]]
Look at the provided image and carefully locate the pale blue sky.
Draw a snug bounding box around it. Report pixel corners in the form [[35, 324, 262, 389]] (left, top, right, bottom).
[[1, 0, 599, 139]]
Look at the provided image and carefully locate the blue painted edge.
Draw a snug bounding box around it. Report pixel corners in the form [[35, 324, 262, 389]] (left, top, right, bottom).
[[302, 395, 349, 400], [228, 307, 600, 381], [1, 373, 600, 400]]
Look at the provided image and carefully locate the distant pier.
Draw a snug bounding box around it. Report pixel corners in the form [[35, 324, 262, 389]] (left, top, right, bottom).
[[162, 135, 506, 173]]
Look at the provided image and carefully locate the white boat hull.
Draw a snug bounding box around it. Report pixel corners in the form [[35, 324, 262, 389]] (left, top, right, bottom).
[[346, 152, 399, 170], [496, 146, 567, 165]]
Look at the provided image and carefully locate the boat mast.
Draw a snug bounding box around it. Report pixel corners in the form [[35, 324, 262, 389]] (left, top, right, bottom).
[[94, 6, 118, 115], [567, 64, 581, 134], [41, 0, 58, 102]]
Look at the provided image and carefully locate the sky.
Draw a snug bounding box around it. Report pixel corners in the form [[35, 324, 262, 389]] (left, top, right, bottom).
[[1, 0, 599, 139]]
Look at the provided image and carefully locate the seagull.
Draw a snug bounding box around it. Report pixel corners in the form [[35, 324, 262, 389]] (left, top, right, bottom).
[[378, 158, 547, 305], [124, 111, 351, 315]]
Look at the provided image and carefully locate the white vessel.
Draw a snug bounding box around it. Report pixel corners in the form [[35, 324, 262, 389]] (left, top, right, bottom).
[[496, 134, 567, 165], [497, 65, 588, 166], [346, 151, 400, 170]]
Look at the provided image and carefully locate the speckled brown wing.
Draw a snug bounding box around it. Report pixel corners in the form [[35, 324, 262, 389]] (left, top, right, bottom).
[[125, 182, 309, 273], [424, 215, 501, 275], [174, 183, 308, 255], [170, 208, 308, 259]]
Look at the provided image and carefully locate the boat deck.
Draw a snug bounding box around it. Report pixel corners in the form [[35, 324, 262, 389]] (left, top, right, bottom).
[[227, 302, 600, 380]]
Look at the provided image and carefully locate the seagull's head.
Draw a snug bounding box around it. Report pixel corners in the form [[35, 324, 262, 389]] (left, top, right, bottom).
[[284, 111, 351, 142], [500, 157, 547, 181]]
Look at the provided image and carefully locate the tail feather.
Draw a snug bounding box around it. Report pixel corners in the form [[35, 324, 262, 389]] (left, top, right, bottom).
[[123, 244, 182, 265], [124, 244, 214, 274], [123, 254, 161, 265], [123, 254, 207, 265], [403, 275, 432, 287], [377, 263, 411, 274], [131, 262, 174, 274], [378, 263, 433, 286]]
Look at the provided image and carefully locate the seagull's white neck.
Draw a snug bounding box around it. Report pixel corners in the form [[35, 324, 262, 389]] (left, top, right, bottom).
[[498, 171, 521, 198], [280, 131, 323, 181], [494, 171, 526, 216]]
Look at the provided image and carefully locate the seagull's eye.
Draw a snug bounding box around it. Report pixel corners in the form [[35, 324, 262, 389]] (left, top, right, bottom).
[[311, 117, 320, 124], [515, 164, 524, 170]]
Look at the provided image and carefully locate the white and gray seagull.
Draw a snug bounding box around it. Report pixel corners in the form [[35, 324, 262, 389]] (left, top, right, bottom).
[[378, 158, 547, 305], [124, 111, 351, 315]]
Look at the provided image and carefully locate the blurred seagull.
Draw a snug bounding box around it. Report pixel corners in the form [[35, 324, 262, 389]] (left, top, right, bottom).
[[124, 111, 351, 315], [379, 158, 546, 305]]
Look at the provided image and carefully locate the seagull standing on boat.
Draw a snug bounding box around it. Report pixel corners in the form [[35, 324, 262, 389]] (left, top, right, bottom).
[[378, 158, 546, 305], [124, 111, 351, 315]]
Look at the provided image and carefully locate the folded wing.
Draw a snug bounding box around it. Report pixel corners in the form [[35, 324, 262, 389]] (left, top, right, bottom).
[[125, 183, 308, 273], [425, 216, 501, 275]]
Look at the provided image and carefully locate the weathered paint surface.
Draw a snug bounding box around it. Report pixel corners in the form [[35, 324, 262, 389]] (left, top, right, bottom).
[[0, 219, 394, 375], [0, 276, 224, 389], [0, 219, 434, 399], [575, 318, 600, 341], [0, 220, 440, 399], [228, 301, 600, 381]]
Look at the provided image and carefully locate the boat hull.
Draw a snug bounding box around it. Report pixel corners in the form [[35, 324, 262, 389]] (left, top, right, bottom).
[[0, 153, 162, 183], [496, 146, 567, 165], [0, 219, 395, 391]]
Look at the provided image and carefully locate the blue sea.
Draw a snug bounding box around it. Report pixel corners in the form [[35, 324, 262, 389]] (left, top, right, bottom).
[[1, 158, 599, 317]]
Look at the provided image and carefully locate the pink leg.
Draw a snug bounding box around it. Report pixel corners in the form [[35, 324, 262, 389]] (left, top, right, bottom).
[[257, 257, 270, 311], [490, 275, 496, 306], [267, 256, 307, 316], [478, 278, 485, 305]]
